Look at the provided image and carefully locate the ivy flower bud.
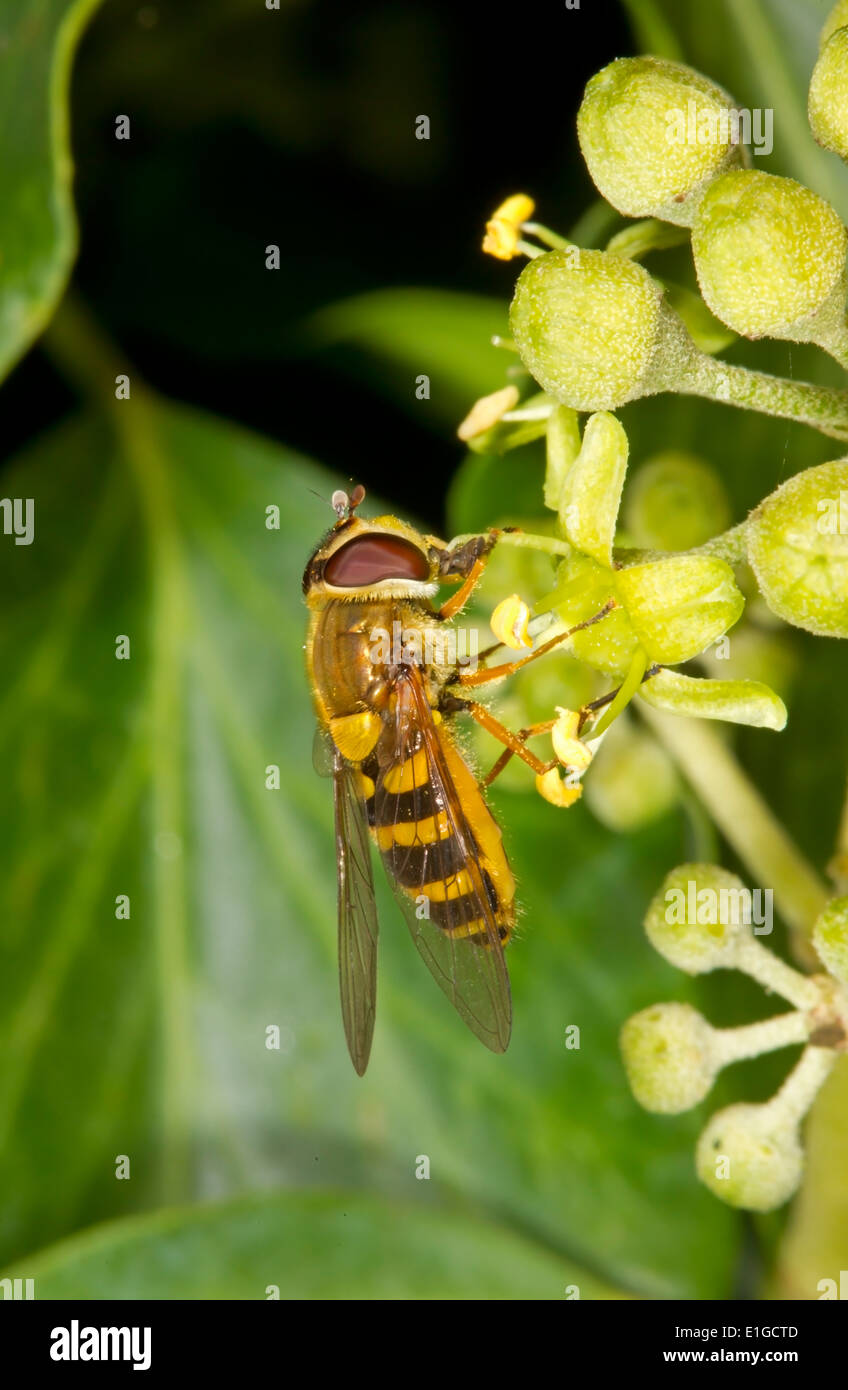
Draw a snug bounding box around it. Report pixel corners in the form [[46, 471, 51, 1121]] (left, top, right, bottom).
[[644, 864, 751, 973], [511, 248, 848, 434], [509, 248, 664, 412], [695, 1102, 804, 1212], [482, 193, 535, 260], [624, 451, 731, 551], [692, 170, 848, 343], [615, 555, 744, 665], [746, 460, 848, 636], [577, 58, 745, 227], [809, 27, 848, 163], [551, 552, 640, 676], [821, 0, 848, 47], [490, 593, 533, 650], [812, 897, 848, 985], [621, 1003, 719, 1113], [535, 766, 582, 808]]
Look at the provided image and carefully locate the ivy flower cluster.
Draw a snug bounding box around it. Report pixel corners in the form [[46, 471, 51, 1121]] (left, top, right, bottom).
[[456, 0, 848, 1212]]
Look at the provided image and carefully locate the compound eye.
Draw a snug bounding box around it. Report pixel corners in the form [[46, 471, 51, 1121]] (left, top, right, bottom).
[[323, 534, 430, 587]]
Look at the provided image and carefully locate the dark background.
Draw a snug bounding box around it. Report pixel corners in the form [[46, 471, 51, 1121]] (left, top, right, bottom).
[[3, 0, 630, 526]]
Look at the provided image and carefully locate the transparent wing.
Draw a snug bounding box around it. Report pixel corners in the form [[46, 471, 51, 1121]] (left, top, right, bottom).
[[313, 724, 335, 777], [373, 667, 512, 1053], [333, 743, 379, 1075]]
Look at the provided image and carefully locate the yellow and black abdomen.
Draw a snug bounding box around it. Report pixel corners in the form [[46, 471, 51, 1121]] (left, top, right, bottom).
[[361, 719, 516, 946]]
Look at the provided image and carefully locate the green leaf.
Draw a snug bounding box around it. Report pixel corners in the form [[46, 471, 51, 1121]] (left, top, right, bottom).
[[0, 381, 739, 1298], [303, 288, 511, 428], [0, 0, 102, 383], [0, 1189, 627, 1300]]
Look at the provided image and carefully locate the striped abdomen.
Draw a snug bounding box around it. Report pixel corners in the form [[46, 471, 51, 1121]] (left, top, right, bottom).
[[361, 722, 516, 945]]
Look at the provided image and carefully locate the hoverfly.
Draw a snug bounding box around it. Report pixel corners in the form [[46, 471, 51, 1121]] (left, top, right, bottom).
[[303, 485, 601, 1074]]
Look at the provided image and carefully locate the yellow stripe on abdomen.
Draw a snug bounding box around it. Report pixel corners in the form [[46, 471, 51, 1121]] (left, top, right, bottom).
[[382, 749, 429, 794]]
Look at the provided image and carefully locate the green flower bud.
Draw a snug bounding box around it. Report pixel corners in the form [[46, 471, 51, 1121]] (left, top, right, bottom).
[[812, 897, 848, 984], [615, 555, 744, 665], [577, 57, 745, 227], [621, 1003, 718, 1114], [692, 170, 848, 342], [821, 0, 848, 46], [809, 27, 848, 162], [638, 668, 787, 731], [511, 248, 848, 435], [549, 552, 640, 677], [645, 864, 751, 973], [509, 248, 664, 412], [695, 1102, 804, 1211], [746, 460, 848, 636], [584, 716, 679, 831], [624, 451, 732, 551]]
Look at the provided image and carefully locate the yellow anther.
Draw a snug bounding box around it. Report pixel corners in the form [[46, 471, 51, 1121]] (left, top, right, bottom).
[[457, 385, 520, 442], [535, 767, 583, 808], [482, 193, 536, 260], [551, 706, 593, 772], [490, 593, 533, 651]]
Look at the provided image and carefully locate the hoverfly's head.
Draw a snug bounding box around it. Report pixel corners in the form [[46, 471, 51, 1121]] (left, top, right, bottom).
[[302, 485, 439, 607]]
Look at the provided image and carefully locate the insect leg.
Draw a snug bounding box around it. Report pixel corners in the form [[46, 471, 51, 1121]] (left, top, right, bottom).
[[456, 599, 617, 689], [434, 529, 503, 621], [444, 696, 557, 779], [480, 717, 559, 785]]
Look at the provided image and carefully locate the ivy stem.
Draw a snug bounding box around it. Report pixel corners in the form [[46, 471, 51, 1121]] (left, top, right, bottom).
[[764, 1045, 838, 1130], [494, 530, 573, 558], [816, 318, 848, 372], [637, 705, 830, 944], [688, 520, 749, 564], [711, 1011, 810, 1068], [830, 772, 848, 894], [733, 937, 823, 1010], [654, 307, 848, 441]]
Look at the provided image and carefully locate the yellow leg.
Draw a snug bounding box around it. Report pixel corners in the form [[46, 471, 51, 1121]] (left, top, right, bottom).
[[438, 551, 491, 621], [463, 704, 557, 781]]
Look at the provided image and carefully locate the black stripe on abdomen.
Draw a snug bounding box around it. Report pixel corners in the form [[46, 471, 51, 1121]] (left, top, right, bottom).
[[380, 835, 467, 888]]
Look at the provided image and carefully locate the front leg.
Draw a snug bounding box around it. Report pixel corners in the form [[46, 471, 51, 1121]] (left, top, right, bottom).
[[429, 528, 504, 621]]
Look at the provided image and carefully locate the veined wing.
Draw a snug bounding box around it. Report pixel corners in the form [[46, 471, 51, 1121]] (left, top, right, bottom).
[[328, 731, 379, 1075], [371, 666, 513, 1053]]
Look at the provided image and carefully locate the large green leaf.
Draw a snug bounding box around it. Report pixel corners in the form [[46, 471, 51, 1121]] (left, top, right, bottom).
[[0, 381, 739, 1298], [303, 288, 510, 427], [0, 1190, 626, 1300], [0, 0, 102, 382]]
